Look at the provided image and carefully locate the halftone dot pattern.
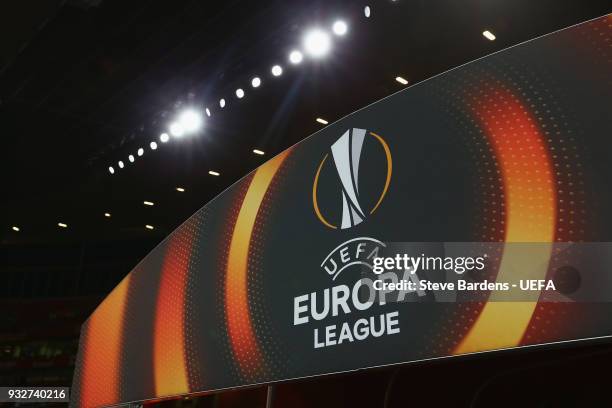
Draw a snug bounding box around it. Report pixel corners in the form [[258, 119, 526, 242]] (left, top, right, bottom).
[[224, 151, 291, 381], [426, 47, 582, 353], [575, 15, 611, 69], [521, 17, 610, 345], [153, 217, 198, 398], [422, 73, 507, 356], [443, 33, 612, 350], [507, 70, 581, 344], [464, 77, 556, 243], [498, 61, 585, 246], [184, 207, 210, 391], [455, 66, 557, 353], [216, 176, 253, 383], [76, 275, 131, 408], [247, 154, 294, 380], [115, 260, 160, 404]]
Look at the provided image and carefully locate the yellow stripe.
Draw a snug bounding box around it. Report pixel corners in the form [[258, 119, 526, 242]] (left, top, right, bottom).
[[312, 154, 337, 229], [369, 132, 392, 214], [226, 149, 290, 377], [454, 86, 555, 354]]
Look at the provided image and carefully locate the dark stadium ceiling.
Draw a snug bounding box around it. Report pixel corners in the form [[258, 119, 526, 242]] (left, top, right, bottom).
[[1, 0, 610, 248]]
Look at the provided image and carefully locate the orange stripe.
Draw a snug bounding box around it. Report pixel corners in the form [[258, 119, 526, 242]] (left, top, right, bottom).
[[153, 230, 195, 397], [454, 83, 556, 354], [225, 150, 290, 378], [79, 275, 131, 408]]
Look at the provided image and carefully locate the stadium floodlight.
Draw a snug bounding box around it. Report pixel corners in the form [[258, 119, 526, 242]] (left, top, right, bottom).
[[104, 212, 111, 218], [150, 141, 158, 150], [118, 161, 124, 169], [289, 50, 303, 64], [143, 201, 154, 206], [364, 6, 371, 18], [12, 226, 19, 232], [253, 149, 265, 155], [176, 187, 185, 192], [169, 121, 185, 137], [58, 222, 68, 228], [209, 170, 220, 176], [271, 65, 283, 76], [316, 117, 329, 125], [160, 133, 169, 143], [219, 98, 226, 108], [236, 88, 245, 98], [145, 224, 154, 230], [109, 166, 115, 174], [251, 77, 261, 88], [205, 108, 211, 117], [303, 28, 331, 58], [332, 20, 348, 36], [395, 76, 409, 85], [178, 109, 203, 133], [137, 148, 144, 156], [128, 154, 135, 163]]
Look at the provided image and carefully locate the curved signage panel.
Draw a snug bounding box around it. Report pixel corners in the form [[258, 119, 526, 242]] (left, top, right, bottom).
[[71, 16, 612, 407]]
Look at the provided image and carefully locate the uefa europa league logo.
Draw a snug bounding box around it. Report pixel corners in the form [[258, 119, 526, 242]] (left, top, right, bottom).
[[313, 128, 392, 229]]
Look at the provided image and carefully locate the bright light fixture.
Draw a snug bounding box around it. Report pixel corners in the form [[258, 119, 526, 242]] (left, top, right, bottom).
[[251, 77, 261, 88], [143, 201, 154, 206], [150, 141, 158, 150], [364, 6, 371, 18], [104, 212, 111, 218], [271, 65, 283, 76], [332, 20, 348, 36], [303, 29, 331, 58], [208, 170, 220, 176], [160, 133, 169, 143], [128, 154, 135, 163], [137, 148, 144, 156], [395, 76, 409, 85], [253, 149, 265, 155], [316, 117, 329, 125], [145, 224, 154, 230], [219, 98, 226, 108], [12, 226, 19, 232], [176, 187, 185, 192], [58, 222, 68, 228], [109, 166, 115, 174], [178, 109, 203, 133], [483, 30, 496, 41], [236, 88, 245, 98], [289, 50, 303, 64], [205, 108, 211, 117], [118, 161, 124, 169], [169, 121, 185, 137]]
